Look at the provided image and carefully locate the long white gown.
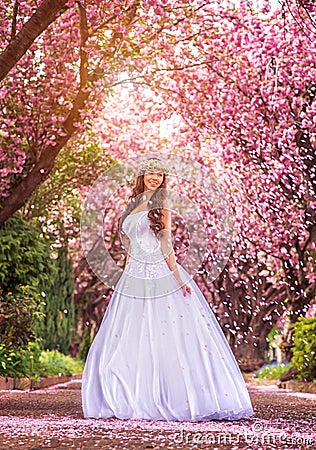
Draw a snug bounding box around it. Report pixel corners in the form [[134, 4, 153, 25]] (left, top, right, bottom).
[[81, 210, 254, 421]]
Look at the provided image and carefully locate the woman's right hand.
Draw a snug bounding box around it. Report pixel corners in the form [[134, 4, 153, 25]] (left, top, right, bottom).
[[181, 283, 191, 297]]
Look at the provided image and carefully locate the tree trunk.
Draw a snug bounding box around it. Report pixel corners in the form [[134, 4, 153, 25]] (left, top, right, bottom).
[[0, 2, 139, 226], [234, 332, 267, 372]]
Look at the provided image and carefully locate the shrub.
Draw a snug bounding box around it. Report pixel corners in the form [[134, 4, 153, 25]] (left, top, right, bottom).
[[0, 341, 84, 379], [0, 285, 45, 350], [0, 213, 57, 297], [291, 317, 316, 381], [38, 349, 84, 377], [0, 341, 42, 378], [0, 213, 75, 355], [254, 362, 293, 379], [0, 285, 46, 379]]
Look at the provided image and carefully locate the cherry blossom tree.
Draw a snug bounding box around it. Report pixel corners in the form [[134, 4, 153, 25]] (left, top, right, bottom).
[[0, 0, 141, 222], [76, 0, 316, 365]]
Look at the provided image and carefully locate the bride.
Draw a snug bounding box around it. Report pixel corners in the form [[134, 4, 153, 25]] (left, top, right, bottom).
[[81, 157, 254, 422]]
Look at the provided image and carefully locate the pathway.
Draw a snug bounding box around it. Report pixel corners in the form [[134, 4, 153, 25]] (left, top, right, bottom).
[[0, 380, 315, 449]]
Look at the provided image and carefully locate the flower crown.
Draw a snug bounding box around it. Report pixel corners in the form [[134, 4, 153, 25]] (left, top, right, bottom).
[[138, 158, 169, 174]]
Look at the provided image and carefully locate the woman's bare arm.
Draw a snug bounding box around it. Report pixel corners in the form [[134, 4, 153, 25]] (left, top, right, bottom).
[[124, 242, 131, 269], [160, 207, 191, 296]]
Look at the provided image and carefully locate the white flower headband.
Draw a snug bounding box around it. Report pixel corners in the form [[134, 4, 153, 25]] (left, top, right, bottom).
[[138, 158, 169, 175]]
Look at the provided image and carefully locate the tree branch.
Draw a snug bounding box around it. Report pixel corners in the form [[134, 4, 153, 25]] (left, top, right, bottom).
[[10, 0, 19, 41], [78, 2, 89, 89], [0, 0, 68, 82]]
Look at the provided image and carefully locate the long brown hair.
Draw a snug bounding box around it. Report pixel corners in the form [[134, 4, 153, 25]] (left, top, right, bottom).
[[119, 167, 168, 239]]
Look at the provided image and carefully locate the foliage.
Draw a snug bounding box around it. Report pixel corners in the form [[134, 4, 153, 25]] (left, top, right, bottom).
[[0, 341, 41, 378], [267, 326, 281, 345], [254, 362, 293, 380], [291, 317, 316, 381], [0, 341, 84, 378], [38, 347, 84, 377], [0, 344, 27, 378], [0, 285, 45, 350], [79, 325, 93, 362], [0, 212, 57, 297], [0, 212, 76, 354], [21, 138, 114, 238], [35, 242, 75, 354]]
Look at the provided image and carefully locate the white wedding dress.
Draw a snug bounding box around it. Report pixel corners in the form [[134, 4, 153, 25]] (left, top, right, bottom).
[[81, 210, 254, 421]]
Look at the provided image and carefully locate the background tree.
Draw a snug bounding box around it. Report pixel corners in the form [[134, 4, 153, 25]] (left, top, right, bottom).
[[0, 212, 57, 297], [36, 233, 75, 354], [92, 0, 316, 365]]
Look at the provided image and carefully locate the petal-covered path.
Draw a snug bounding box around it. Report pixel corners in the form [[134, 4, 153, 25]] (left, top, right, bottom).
[[0, 379, 315, 449]]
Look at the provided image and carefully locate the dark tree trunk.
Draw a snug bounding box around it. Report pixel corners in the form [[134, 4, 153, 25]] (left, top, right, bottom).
[[0, 2, 91, 226], [234, 333, 268, 372]]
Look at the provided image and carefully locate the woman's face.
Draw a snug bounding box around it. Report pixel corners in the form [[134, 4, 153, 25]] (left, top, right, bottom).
[[143, 169, 164, 191]]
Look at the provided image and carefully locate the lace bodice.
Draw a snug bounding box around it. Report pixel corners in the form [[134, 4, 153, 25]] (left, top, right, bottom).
[[119, 209, 190, 298], [122, 211, 165, 264]]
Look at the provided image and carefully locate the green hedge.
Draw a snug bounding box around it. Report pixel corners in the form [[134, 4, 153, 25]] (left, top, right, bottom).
[[0, 285, 45, 350], [0, 213, 75, 354], [291, 317, 316, 382]]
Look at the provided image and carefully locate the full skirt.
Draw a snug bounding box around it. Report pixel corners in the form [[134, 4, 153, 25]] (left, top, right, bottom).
[[81, 263, 254, 422]]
